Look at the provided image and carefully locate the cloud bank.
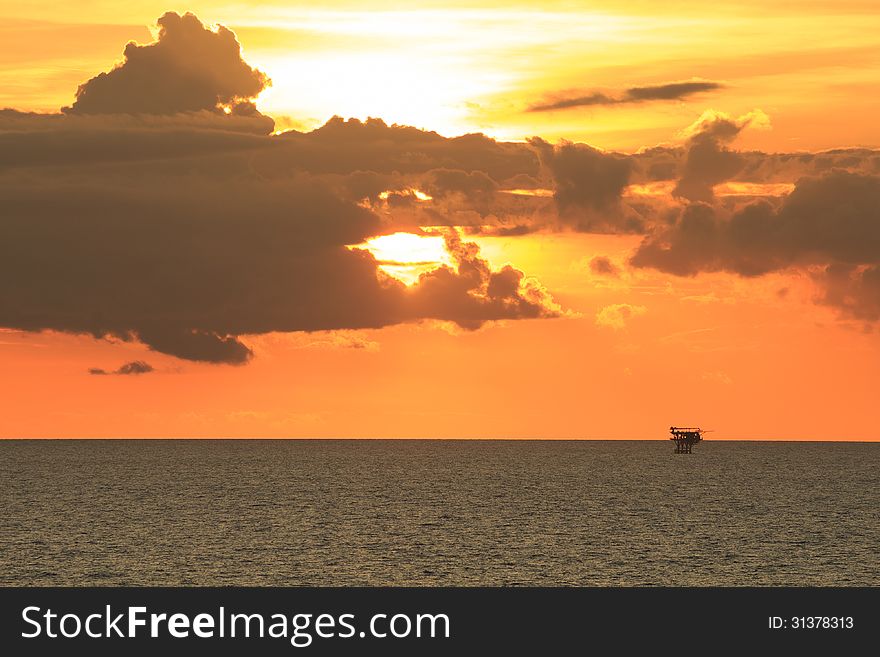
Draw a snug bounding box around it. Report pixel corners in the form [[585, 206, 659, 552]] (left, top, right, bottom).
[[0, 13, 563, 364], [2, 12, 879, 364]]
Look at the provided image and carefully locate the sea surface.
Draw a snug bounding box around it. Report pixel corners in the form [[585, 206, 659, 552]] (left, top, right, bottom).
[[1, 440, 877, 586]]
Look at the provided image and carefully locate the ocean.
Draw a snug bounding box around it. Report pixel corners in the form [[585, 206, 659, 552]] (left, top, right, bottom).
[[1, 440, 877, 586]]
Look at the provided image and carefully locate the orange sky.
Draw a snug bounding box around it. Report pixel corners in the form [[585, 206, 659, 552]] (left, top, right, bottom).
[[4, 1, 880, 148], [1, 1, 879, 439]]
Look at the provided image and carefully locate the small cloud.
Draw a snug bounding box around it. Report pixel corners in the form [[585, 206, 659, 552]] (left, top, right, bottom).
[[89, 360, 154, 376], [117, 361, 154, 375], [589, 256, 621, 277], [595, 303, 647, 329], [528, 80, 722, 112]]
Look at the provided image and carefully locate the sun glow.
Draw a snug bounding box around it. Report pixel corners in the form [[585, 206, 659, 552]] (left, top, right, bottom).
[[253, 48, 513, 136], [240, 8, 633, 136], [378, 188, 433, 201], [355, 232, 453, 285], [624, 181, 796, 198]]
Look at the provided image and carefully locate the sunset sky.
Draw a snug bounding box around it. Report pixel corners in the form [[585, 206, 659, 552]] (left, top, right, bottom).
[[1, 1, 879, 439]]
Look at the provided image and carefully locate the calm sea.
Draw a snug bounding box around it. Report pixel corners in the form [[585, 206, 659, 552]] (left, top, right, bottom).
[[1, 440, 877, 586]]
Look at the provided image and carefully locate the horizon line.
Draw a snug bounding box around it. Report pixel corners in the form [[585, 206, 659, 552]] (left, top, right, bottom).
[[1, 437, 878, 443]]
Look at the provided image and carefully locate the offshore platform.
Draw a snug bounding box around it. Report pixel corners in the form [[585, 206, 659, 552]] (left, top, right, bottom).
[[669, 426, 705, 454]]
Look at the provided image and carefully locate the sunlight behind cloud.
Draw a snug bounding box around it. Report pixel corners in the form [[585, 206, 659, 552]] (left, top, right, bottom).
[[355, 232, 453, 285], [243, 8, 637, 135], [255, 49, 510, 136]]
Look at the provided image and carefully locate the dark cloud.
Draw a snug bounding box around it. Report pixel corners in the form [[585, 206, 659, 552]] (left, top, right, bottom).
[[589, 256, 621, 277], [814, 264, 880, 322], [627, 81, 723, 102], [401, 231, 559, 330], [528, 80, 722, 112], [65, 12, 270, 116], [423, 168, 497, 200], [5, 11, 880, 342], [535, 141, 630, 211], [633, 171, 880, 276], [631, 171, 880, 319], [468, 224, 537, 237], [136, 330, 253, 365], [628, 145, 880, 187], [734, 148, 880, 184], [532, 139, 641, 233], [0, 110, 274, 171], [764, 171, 880, 265], [89, 360, 154, 376], [0, 108, 273, 135], [258, 126, 549, 229], [672, 111, 764, 202], [630, 202, 734, 276], [269, 116, 539, 181], [0, 143, 559, 363], [0, 180, 559, 362], [421, 168, 499, 215], [529, 92, 615, 112]]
